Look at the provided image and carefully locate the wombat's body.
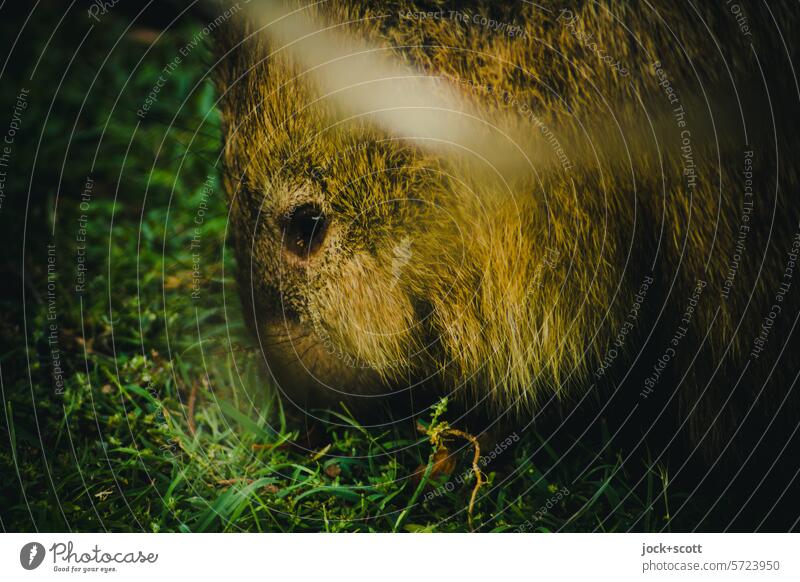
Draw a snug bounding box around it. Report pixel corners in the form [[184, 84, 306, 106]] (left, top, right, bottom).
[[215, 1, 800, 526]]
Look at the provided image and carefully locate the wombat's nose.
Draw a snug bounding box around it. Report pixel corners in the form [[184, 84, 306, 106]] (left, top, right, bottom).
[[280, 203, 329, 259]]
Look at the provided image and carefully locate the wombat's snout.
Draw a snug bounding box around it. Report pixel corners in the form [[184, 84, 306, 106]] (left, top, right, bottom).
[[279, 203, 329, 260]]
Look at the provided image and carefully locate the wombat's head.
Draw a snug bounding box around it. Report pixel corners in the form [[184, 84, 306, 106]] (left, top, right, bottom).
[[215, 61, 470, 413], [212, 3, 617, 416], [220, 113, 457, 413]]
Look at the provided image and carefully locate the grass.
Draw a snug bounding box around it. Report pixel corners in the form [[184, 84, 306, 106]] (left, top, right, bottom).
[[0, 5, 682, 533]]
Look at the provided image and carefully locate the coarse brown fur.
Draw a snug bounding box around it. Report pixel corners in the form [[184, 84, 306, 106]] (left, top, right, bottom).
[[212, 0, 800, 485]]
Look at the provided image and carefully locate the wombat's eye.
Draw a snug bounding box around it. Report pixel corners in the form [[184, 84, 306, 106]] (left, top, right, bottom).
[[281, 203, 329, 259]]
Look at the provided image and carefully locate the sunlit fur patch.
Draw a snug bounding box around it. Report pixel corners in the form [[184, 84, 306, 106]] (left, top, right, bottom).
[[308, 251, 418, 380]]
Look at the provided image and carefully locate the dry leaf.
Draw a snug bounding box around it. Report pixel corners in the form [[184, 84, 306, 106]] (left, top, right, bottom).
[[127, 28, 161, 45], [412, 446, 456, 485]]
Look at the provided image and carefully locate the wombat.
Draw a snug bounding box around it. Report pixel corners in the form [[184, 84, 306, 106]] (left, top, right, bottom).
[[213, 0, 800, 525]]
